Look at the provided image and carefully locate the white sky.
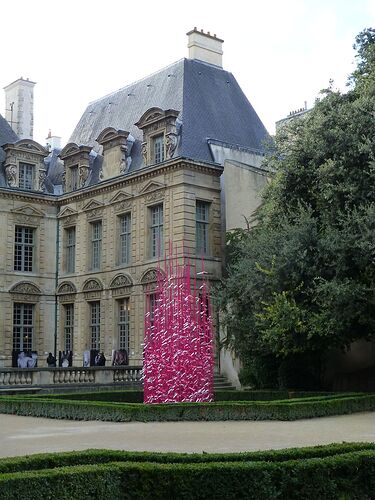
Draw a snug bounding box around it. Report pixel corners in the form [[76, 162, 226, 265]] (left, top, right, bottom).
[[1, 0, 374, 146]]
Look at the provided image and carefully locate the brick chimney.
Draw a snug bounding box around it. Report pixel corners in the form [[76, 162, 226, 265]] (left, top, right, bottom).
[[187, 28, 224, 67]]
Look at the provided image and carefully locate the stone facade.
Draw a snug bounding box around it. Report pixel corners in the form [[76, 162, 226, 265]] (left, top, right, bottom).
[[0, 191, 57, 367], [0, 157, 223, 367], [55, 158, 222, 367], [0, 30, 270, 371]]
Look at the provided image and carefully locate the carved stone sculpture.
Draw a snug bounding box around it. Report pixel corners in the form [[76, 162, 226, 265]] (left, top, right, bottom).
[[5, 164, 17, 187], [141, 142, 148, 165], [119, 144, 128, 174], [61, 171, 66, 192], [166, 133, 177, 158], [38, 169, 46, 191], [79, 165, 90, 187]]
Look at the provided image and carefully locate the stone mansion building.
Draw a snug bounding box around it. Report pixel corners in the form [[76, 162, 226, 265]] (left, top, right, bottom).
[[0, 30, 269, 371]]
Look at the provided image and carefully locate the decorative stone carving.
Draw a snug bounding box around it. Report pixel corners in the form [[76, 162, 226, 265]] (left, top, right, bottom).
[[87, 208, 103, 220], [61, 171, 66, 192], [11, 205, 44, 226], [58, 206, 78, 218], [110, 274, 133, 289], [139, 181, 165, 194], [79, 165, 90, 187], [10, 282, 41, 297], [141, 142, 147, 165], [166, 133, 177, 158], [38, 169, 46, 191], [109, 191, 133, 204], [140, 269, 164, 285], [5, 164, 17, 187], [57, 282, 77, 295], [112, 201, 132, 215], [82, 279, 103, 292], [82, 200, 104, 219], [145, 191, 165, 203], [119, 144, 128, 174]]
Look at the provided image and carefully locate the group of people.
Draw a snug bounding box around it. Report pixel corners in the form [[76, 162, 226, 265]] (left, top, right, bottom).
[[44, 350, 130, 367]]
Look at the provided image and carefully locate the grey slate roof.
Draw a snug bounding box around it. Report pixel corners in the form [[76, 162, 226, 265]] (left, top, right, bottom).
[[69, 58, 269, 170]]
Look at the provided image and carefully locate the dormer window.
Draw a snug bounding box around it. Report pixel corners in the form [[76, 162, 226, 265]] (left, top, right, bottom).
[[153, 135, 165, 164], [59, 143, 92, 192], [19, 162, 34, 190], [3, 140, 48, 192], [135, 107, 179, 167]]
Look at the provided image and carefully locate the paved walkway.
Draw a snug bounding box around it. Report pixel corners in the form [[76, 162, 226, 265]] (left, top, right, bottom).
[[0, 412, 374, 458]]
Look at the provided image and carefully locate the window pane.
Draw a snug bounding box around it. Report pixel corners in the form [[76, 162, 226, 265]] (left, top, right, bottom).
[[91, 221, 102, 270], [118, 298, 130, 351], [66, 227, 76, 273], [19, 163, 34, 190], [14, 226, 34, 272], [64, 304, 74, 351], [13, 303, 34, 351], [150, 205, 163, 257], [119, 214, 131, 264], [154, 135, 164, 164], [196, 201, 209, 255], [90, 301, 100, 350]]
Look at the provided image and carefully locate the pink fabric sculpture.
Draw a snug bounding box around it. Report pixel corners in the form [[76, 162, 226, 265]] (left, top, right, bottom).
[[143, 249, 214, 403]]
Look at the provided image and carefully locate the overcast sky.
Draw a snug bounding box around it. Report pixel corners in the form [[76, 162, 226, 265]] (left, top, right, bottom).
[[1, 0, 373, 146]]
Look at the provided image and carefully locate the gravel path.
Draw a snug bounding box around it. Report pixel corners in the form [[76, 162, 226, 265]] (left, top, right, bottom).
[[0, 412, 374, 458]]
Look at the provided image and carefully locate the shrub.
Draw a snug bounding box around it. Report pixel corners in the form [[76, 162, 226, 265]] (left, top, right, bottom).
[[0, 393, 374, 422], [0, 444, 375, 500]]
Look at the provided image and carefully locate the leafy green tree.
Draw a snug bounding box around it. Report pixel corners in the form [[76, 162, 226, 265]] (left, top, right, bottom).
[[221, 28, 375, 388]]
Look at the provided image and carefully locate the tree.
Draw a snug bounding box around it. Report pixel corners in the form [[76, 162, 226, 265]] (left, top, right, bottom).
[[220, 28, 375, 388]]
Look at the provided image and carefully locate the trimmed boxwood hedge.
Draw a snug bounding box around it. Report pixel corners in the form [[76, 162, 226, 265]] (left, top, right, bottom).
[[0, 444, 375, 499], [0, 392, 374, 422], [42, 389, 339, 403]]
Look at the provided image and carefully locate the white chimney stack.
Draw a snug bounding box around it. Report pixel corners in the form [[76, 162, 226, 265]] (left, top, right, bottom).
[[187, 28, 224, 68], [4, 77, 36, 139], [46, 130, 62, 151]]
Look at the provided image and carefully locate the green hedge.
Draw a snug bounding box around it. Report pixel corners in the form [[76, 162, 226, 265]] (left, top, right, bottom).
[[0, 393, 374, 422], [0, 444, 375, 499], [0, 443, 374, 473], [40, 389, 341, 403]]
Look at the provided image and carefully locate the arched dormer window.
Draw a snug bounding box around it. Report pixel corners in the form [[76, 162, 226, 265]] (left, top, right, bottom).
[[135, 108, 179, 166]]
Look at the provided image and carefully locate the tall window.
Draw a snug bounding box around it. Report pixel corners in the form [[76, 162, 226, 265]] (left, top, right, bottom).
[[13, 303, 34, 351], [70, 166, 78, 191], [14, 226, 34, 272], [64, 304, 74, 351], [150, 204, 163, 258], [196, 200, 210, 255], [90, 301, 100, 350], [19, 162, 34, 190], [153, 135, 164, 164], [118, 298, 130, 351], [91, 221, 102, 270], [65, 227, 76, 273], [119, 214, 131, 265]]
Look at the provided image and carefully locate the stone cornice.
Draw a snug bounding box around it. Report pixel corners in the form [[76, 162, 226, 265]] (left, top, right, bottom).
[[0, 158, 223, 207], [59, 157, 223, 204], [0, 188, 57, 205]]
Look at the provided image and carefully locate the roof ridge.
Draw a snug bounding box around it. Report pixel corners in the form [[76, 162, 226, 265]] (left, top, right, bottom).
[[87, 59, 185, 106]]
